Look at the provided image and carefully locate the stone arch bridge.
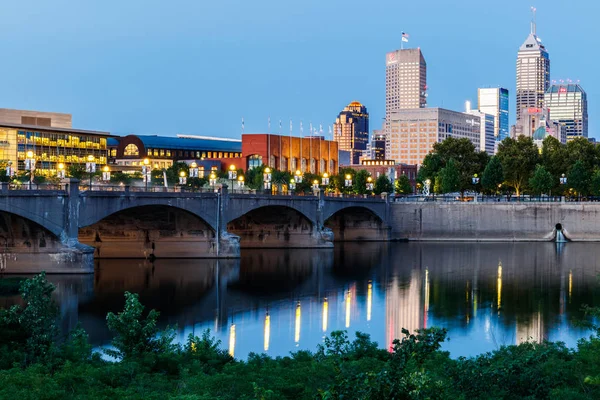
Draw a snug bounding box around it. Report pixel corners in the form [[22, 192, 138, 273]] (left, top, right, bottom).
[[0, 180, 391, 271]]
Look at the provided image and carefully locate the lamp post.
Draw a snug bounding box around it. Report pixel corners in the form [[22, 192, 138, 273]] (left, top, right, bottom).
[[312, 179, 319, 191], [56, 162, 65, 179], [102, 165, 111, 182], [295, 170, 303, 184], [424, 179, 431, 197], [344, 174, 353, 193], [86, 155, 96, 190], [190, 161, 199, 178], [237, 175, 245, 190], [209, 172, 217, 190], [26, 151, 35, 190], [228, 165, 237, 191], [322, 172, 329, 191], [263, 167, 272, 193], [179, 170, 187, 186], [289, 178, 296, 194], [472, 174, 480, 201], [560, 173, 567, 185], [366, 176, 374, 192], [142, 158, 150, 191]]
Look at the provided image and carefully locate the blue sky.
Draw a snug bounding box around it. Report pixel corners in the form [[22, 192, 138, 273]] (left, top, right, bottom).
[[1, 0, 597, 138]]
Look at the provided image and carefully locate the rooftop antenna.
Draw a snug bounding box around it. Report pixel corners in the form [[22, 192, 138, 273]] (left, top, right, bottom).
[[530, 6, 537, 35]]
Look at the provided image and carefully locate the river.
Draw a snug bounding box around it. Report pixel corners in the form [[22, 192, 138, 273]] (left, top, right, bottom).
[[5, 242, 600, 359]]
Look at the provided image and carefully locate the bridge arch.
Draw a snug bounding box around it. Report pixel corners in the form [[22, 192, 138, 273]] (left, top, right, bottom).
[[324, 205, 390, 242], [227, 204, 325, 248], [0, 199, 65, 239], [79, 204, 218, 258], [0, 210, 64, 251], [225, 199, 318, 227]]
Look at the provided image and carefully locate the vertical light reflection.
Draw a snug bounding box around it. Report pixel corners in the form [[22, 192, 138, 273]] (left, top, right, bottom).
[[345, 290, 351, 328], [497, 262, 503, 310], [264, 313, 270, 352], [367, 283, 373, 322], [424, 269, 430, 328], [569, 269, 573, 303], [295, 302, 301, 343], [228, 324, 236, 358], [322, 298, 328, 332]]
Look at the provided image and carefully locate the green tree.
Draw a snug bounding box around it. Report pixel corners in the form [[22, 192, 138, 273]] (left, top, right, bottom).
[[67, 164, 87, 180], [373, 175, 393, 195], [481, 156, 504, 194], [496, 136, 539, 196], [566, 136, 598, 172], [541, 136, 567, 192], [437, 158, 460, 194], [353, 170, 370, 195], [590, 168, 600, 196], [110, 172, 134, 185], [395, 174, 413, 195], [417, 137, 488, 195], [568, 160, 590, 197], [106, 292, 176, 360], [529, 164, 554, 195]]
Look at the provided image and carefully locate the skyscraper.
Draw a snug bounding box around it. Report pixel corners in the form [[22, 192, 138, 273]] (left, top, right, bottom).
[[385, 48, 427, 115], [478, 88, 509, 141], [544, 83, 588, 139], [516, 12, 550, 121], [333, 101, 369, 165]]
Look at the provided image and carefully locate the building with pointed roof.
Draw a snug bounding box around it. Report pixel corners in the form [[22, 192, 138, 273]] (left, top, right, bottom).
[[516, 12, 550, 122], [333, 101, 369, 165]]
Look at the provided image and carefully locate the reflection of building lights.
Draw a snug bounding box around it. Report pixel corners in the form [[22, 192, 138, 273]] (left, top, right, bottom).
[[264, 313, 270, 352], [424, 269, 430, 328], [228, 324, 236, 358], [497, 263, 503, 310], [367, 283, 372, 322], [322, 298, 328, 332], [569, 270, 572, 303], [295, 302, 301, 343], [345, 290, 351, 328]]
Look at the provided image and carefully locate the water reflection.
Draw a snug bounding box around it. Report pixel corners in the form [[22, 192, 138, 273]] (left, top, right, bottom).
[[7, 242, 600, 359]]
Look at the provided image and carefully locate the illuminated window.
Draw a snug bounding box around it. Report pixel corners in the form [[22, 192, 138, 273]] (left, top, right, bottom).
[[160, 149, 164, 156], [248, 154, 263, 169], [110, 149, 117, 157], [124, 144, 139, 156]]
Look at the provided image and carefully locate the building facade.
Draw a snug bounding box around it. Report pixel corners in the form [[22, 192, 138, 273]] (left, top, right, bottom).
[[241, 133, 339, 174], [478, 88, 509, 141], [516, 20, 550, 122], [110, 134, 242, 171], [515, 107, 566, 144], [386, 108, 482, 166], [345, 160, 418, 193], [385, 48, 427, 115], [0, 108, 72, 129], [544, 83, 588, 139], [466, 104, 496, 156], [369, 131, 386, 161], [0, 123, 110, 176], [333, 101, 369, 165]]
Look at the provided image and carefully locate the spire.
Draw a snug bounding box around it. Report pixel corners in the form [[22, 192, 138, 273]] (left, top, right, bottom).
[[530, 6, 537, 35]]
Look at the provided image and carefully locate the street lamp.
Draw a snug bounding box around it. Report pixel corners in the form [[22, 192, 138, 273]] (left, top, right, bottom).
[[560, 173, 567, 185], [102, 165, 111, 182], [237, 175, 245, 190], [295, 169, 303, 183], [472, 174, 480, 185], [344, 174, 352, 188], [322, 172, 329, 186], [312, 179, 319, 191], [189, 161, 199, 178], [424, 179, 431, 197], [142, 158, 150, 191], [209, 172, 217, 189], [289, 178, 296, 193], [228, 165, 237, 190], [6, 161, 14, 180], [366, 176, 374, 192], [86, 155, 96, 190], [26, 150, 35, 189], [179, 170, 187, 186], [56, 162, 65, 179], [263, 167, 272, 192]]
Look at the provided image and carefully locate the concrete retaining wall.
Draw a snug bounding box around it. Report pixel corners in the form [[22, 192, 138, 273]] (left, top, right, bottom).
[[391, 203, 600, 241]]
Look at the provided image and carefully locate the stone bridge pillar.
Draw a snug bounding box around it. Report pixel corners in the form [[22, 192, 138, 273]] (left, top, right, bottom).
[[63, 178, 81, 246], [219, 185, 240, 257], [316, 190, 334, 245]]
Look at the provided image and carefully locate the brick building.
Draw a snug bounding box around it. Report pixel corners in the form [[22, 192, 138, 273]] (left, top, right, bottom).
[[344, 160, 418, 193], [242, 133, 339, 174]]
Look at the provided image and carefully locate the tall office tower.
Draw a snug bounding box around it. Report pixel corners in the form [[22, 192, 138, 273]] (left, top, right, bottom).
[[516, 11, 550, 122], [478, 88, 509, 141], [544, 83, 588, 139], [369, 131, 387, 160], [385, 48, 427, 115], [333, 101, 369, 165]]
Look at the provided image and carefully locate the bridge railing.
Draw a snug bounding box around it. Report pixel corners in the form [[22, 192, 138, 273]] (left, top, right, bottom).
[[392, 194, 600, 203], [78, 185, 218, 193], [1, 183, 66, 192]]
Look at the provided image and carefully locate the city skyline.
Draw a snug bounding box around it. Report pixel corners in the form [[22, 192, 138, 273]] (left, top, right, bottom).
[[1, 0, 597, 139]]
